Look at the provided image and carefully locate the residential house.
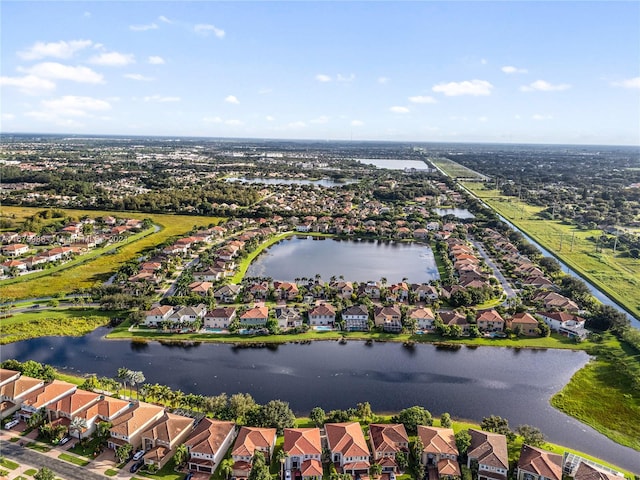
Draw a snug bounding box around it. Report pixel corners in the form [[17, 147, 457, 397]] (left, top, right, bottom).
[[308, 303, 336, 326], [214, 284, 242, 303], [368, 423, 409, 473], [332, 281, 354, 299], [107, 402, 165, 450], [144, 305, 174, 327], [204, 307, 237, 329], [193, 267, 224, 282], [388, 283, 409, 302], [508, 313, 539, 336], [537, 312, 588, 339], [516, 445, 562, 480], [342, 305, 370, 332], [189, 281, 214, 297], [467, 429, 508, 480], [274, 306, 303, 330], [283, 428, 323, 480], [168, 305, 207, 326], [239, 306, 269, 326], [0, 373, 44, 420], [325, 422, 370, 476], [409, 307, 436, 331], [417, 426, 460, 478], [74, 396, 130, 438], [46, 390, 101, 436], [185, 419, 237, 475], [247, 282, 269, 300], [1, 259, 27, 273], [273, 281, 299, 301], [569, 460, 624, 480], [412, 284, 439, 303], [361, 281, 381, 299], [1, 244, 29, 257], [531, 291, 579, 313], [476, 310, 505, 333], [439, 311, 471, 335], [231, 426, 277, 479], [18, 380, 77, 422], [374, 305, 403, 333], [141, 412, 195, 469]]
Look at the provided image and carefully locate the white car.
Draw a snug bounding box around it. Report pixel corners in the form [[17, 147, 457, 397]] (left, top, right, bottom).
[[285, 470, 291, 480], [59, 436, 72, 445], [5, 419, 19, 429], [132, 450, 145, 461]]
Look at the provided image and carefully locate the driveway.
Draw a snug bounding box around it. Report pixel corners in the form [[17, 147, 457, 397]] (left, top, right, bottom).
[[470, 238, 517, 299]]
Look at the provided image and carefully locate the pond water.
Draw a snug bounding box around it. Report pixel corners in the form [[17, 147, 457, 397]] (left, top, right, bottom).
[[357, 159, 431, 170], [2, 331, 639, 472], [246, 237, 440, 284], [226, 177, 354, 187], [433, 208, 476, 219]]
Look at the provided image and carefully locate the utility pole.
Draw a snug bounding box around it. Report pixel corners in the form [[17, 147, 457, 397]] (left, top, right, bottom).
[[570, 232, 575, 252], [559, 233, 564, 251]]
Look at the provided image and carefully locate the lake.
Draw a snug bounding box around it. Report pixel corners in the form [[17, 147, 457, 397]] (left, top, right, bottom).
[[226, 177, 354, 187], [246, 237, 440, 283], [357, 159, 431, 170], [433, 208, 476, 219], [2, 331, 639, 472]]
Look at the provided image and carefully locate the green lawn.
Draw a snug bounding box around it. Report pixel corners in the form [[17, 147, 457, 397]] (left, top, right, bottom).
[[105, 469, 120, 477], [24, 469, 38, 476], [462, 183, 640, 321], [0, 307, 117, 344], [1, 206, 223, 300], [58, 453, 90, 466], [137, 458, 185, 480], [0, 458, 19, 470]]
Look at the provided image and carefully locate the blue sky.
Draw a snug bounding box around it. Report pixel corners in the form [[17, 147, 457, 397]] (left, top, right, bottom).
[[2, 1, 639, 145]]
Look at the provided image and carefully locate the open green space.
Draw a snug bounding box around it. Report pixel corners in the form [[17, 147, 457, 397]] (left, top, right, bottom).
[[0, 307, 117, 344], [23, 469, 37, 476], [57, 453, 90, 466], [104, 469, 120, 477], [460, 183, 640, 321], [430, 158, 486, 180], [0, 458, 20, 470], [137, 457, 185, 480], [1, 206, 223, 300]]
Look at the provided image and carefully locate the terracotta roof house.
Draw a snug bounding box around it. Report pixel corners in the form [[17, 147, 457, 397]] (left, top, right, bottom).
[[516, 445, 562, 480], [107, 402, 165, 450], [46, 389, 101, 435], [476, 310, 505, 332], [232, 426, 277, 478], [439, 311, 471, 334], [417, 426, 460, 478], [144, 305, 174, 327], [531, 291, 579, 313], [185, 419, 237, 475], [509, 313, 539, 336], [467, 429, 508, 480], [412, 284, 439, 302], [1, 243, 29, 257], [325, 422, 370, 476], [342, 305, 370, 332], [19, 380, 77, 420], [239, 306, 269, 326], [0, 373, 45, 420], [374, 305, 403, 333], [189, 281, 214, 297], [204, 307, 237, 329], [409, 307, 436, 331], [308, 303, 336, 326], [283, 428, 323, 480], [141, 412, 195, 469], [0, 369, 21, 388], [571, 461, 623, 480], [368, 423, 409, 473], [273, 281, 300, 301]]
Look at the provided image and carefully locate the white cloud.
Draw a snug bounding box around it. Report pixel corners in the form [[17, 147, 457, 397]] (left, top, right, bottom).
[[0, 75, 56, 95], [18, 39, 92, 60], [144, 95, 180, 102], [194, 24, 225, 38], [432, 79, 493, 96], [351, 120, 364, 126], [315, 74, 332, 83], [310, 115, 330, 124], [158, 15, 172, 24], [480, 58, 488, 65], [390, 106, 410, 114], [337, 73, 355, 82], [501, 65, 528, 74], [225, 119, 243, 126], [288, 121, 307, 128], [611, 77, 640, 89], [90, 52, 135, 67], [408, 95, 437, 104], [39, 95, 111, 117], [22, 62, 104, 83], [225, 95, 240, 104], [265, 115, 275, 122], [148, 56, 165, 65], [520, 80, 571, 92], [378, 77, 389, 84], [203, 116, 222, 123], [124, 73, 154, 81], [532, 114, 553, 120], [130, 23, 158, 32]]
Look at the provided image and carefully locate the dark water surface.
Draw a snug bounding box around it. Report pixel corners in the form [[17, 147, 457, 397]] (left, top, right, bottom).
[[2, 329, 638, 472]]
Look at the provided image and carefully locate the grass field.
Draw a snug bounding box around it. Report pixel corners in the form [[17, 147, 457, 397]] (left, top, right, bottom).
[[0, 307, 117, 344], [1, 206, 223, 299], [461, 183, 640, 321]]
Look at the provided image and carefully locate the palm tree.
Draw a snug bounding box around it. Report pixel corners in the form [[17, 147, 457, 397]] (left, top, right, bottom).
[[69, 416, 88, 441], [173, 443, 189, 467], [276, 449, 288, 480], [117, 367, 131, 397], [220, 458, 234, 480], [127, 370, 146, 400]]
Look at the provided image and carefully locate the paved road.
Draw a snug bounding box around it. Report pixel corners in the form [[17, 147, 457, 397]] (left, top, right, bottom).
[[470, 238, 517, 299], [0, 440, 108, 480]]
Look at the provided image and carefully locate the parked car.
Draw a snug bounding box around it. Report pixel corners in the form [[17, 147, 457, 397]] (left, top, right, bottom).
[[184, 473, 193, 480], [4, 419, 19, 429], [59, 436, 72, 445], [285, 470, 291, 480], [132, 450, 145, 461], [130, 460, 144, 473]]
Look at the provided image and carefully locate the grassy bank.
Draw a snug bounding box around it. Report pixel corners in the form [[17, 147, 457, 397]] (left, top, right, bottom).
[[1, 206, 223, 300], [0, 307, 117, 344], [231, 231, 296, 283], [460, 184, 640, 321], [551, 338, 640, 451]]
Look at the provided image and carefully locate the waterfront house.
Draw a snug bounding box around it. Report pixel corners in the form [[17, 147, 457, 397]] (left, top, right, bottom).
[[185, 419, 237, 475], [239, 306, 269, 326], [168, 304, 207, 326], [409, 307, 436, 331], [19, 380, 77, 422], [275, 306, 303, 330], [141, 412, 195, 469], [308, 303, 336, 326], [516, 445, 562, 480], [204, 307, 237, 329], [374, 305, 403, 332], [537, 312, 588, 339], [75, 396, 130, 438], [439, 311, 471, 335], [273, 281, 299, 301], [107, 402, 165, 450], [417, 426, 460, 478], [467, 429, 508, 480], [232, 426, 277, 479], [412, 284, 439, 302], [476, 310, 505, 333], [342, 305, 370, 331], [144, 305, 174, 327], [325, 422, 370, 476], [46, 389, 101, 436], [0, 374, 44, 420], [283, 428, 323, 480], [368, 423, 409, 473], [508, 313, 539, 336]]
